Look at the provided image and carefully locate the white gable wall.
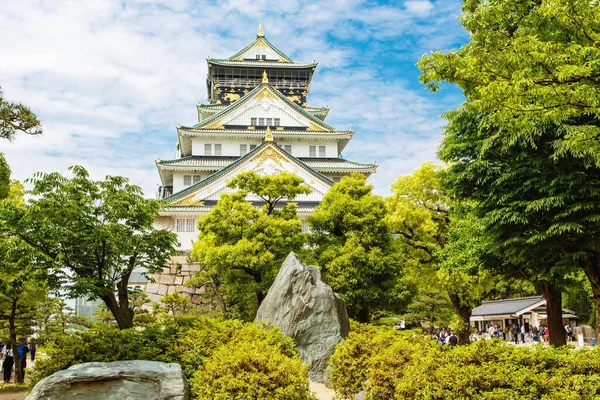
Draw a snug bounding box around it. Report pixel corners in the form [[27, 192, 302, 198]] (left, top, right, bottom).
[[239, 42, 282, 60], [225, 100, 306, 127], [172, 145, 332, 206]]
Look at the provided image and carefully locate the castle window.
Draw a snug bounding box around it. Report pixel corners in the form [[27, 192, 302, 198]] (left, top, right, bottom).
[[193, 175, 202, 184], [256, 54, 266, 60], [204, 144, 212, 155], [266, 118, 273, 126], [333, 177, 341, 183], [319, 146, 326, 157], [259, 118, 265, 126], [309, 146, 316, 157], [240, 144, 247, 155], [250, 144, 257, 151], [176, 219, 185, 232], [250, 118, 257, 126], [274, 118, 280, 126], [284, 145, 292, 153], [186, 219, 195, 232], [183, 175, 192, 186], [215, 144, 222, 156]]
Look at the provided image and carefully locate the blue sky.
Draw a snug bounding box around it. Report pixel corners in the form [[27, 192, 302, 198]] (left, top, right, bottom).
[[0, 0, 468, 196]]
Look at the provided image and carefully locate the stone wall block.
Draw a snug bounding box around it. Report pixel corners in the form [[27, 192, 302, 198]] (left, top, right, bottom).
[[145, 283, 160, 294], [147, 293, 163, 303], [158, 285, 169, 296]]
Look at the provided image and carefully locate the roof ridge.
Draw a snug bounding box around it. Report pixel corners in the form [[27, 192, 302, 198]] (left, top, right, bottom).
[[480, 295, 544, 304], [226, 36, 294, 62], [183, 83, 337, 132]]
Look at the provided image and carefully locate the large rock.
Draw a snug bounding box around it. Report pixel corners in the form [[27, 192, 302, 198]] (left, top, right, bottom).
[[27, 360, 189, 400], [255, 252, 350, 383]]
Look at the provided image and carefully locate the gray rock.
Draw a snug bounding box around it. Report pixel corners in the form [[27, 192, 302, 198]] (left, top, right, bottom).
[[27, 360, 189, 400], [255, 252, 350, 383]]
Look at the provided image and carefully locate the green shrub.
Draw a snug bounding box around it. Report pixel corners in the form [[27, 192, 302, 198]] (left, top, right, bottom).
[[29, 322, 179, 387], [30, 318, 312, 400], [175, 318, 298, 377], [329, 322, 399, 398], [330, 327, 600, 400], [190, 339, 315, 400]]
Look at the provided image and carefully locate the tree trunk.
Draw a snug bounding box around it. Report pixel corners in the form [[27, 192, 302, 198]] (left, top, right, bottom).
[[448, 291, 472, 345], [583, 256, 600, 343], [539, 282, 566, 347], [99, 292, 134, 329], [357, 307, 370, 323], [9, 300, 22, 384], [209, 274, 227, 317]]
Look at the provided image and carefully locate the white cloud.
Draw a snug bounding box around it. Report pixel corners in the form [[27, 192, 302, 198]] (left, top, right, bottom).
[[404, 0, 435, 16], [0, 0, 467, 197]]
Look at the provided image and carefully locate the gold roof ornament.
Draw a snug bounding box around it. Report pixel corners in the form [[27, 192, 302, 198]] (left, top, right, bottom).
[[262, 70, 269, 83], [258, 24, 264, 37], [264, 126, 274, 142]]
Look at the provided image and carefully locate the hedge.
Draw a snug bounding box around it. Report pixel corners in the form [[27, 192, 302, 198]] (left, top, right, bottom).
[[329, 323, 600, 399]]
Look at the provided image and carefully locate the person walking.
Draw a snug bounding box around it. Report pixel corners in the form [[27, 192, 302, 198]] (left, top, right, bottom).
[[17, 343, 29, 381], [30, 341, 36, 362], [447, 331, 458, 346], [521, 324, 526, 343], [1, 344, 14, 383], [513, 324, 520, 344]]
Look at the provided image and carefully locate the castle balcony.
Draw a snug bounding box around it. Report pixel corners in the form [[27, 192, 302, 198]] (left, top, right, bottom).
[[213, 78, 309, 90], [158, 185, 173, 199]]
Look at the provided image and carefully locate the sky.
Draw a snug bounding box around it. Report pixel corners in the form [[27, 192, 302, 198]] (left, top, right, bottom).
[[0, 0, 468, 197]]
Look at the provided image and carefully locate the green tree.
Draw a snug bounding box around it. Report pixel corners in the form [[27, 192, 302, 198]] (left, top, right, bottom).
[[0, 184, 47, 383], [35, 296, 78, 343], [402, 289, 454, 332], [156, 293, 194, 322], [387, 163, 499, 343], [418, 0, 600, 161], [308, 173, 414, 322], [191, 172, 307, 320], [228, 171, 310, 215], [436, 109, 597, 346], [0, 86, 42, 141], [0, 166, 178, 329], [0, 154, 9, 199]]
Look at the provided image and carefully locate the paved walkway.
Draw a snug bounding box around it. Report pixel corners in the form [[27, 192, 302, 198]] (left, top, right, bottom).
[[310, 381, 335, 400]]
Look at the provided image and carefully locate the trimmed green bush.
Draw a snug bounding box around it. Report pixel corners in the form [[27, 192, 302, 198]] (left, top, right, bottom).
[[190, 339, 315, 400], [175, 318, 298, 377], [30, 318, 312, 399], [330, 325, 600, 399]]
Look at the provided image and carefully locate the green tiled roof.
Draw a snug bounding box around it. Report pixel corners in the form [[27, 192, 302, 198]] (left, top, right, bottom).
[[158, 156, 375, 172], [158, 156, 237, 168], [184, 83, 336, 131], [209, 59, 317, 68], [164, 142, 334, 203], [159, 205, 317, 214], [303, 158, 376, 171], [178, 128, 352, 137]]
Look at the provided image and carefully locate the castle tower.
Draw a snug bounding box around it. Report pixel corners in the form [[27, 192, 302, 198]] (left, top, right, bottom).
[[155, 26, 377, 250]]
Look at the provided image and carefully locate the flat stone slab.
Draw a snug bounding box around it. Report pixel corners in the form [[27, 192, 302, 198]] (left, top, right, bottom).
[[27, 360, 189, 400]]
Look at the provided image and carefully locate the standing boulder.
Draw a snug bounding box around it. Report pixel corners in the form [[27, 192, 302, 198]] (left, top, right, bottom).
[[255, 252, 350, 383], [27, 360, 189, 400]]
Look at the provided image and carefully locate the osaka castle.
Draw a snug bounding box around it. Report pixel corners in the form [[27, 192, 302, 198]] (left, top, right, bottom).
[[154, 26, 377, 251]]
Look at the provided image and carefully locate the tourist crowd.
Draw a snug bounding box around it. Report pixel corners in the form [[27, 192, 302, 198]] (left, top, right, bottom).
[[472, 323, 575, 344]]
